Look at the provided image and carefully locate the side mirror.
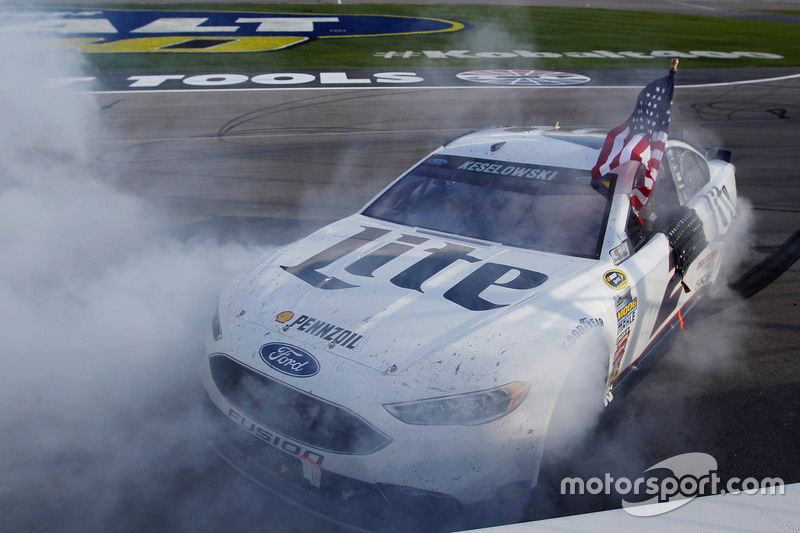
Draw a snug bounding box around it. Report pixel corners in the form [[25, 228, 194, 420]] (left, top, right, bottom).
[[705, 148, 732, 163]]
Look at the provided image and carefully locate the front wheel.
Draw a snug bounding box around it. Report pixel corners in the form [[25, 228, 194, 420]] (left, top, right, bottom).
[[527, 342, 609, 520]]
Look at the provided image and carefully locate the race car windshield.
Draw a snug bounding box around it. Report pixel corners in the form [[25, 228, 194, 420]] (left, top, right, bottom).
[[362, 155, 613, 258]]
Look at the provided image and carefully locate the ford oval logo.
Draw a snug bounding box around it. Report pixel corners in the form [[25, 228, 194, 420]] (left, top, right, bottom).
[[259, 342, 319, 378]]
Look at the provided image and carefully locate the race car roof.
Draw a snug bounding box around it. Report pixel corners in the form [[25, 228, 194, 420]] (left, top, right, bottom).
[[441, 127, 606, 171]]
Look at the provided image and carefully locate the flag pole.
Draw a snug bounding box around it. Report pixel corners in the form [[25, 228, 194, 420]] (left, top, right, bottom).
[[671, 58, 679, 72]]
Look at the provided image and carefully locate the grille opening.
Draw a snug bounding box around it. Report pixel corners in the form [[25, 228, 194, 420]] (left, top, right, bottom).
[[209, 355, 391, 455]]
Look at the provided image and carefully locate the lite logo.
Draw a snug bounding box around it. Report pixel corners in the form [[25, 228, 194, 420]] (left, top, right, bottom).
[[281, 226, 549, 311]]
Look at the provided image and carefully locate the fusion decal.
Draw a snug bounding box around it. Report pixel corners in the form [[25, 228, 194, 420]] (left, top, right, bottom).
[[227, 407, 325, 467]]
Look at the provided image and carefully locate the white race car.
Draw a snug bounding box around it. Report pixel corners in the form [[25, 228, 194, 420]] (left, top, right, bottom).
[[200, 125, 737, 528]]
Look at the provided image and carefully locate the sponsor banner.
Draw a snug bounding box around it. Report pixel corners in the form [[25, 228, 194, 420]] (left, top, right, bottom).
[[0, 8, 467, 53], [19, 67, 794, 92], [22, 69, 595, 91], [376, 49, 785, 60]]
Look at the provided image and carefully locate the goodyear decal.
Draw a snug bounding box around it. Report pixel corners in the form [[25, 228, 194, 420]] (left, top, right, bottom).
[[559, 317, 604, 353], [0, 9, 467, 53]]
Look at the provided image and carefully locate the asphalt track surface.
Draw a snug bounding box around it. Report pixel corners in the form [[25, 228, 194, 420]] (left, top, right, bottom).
[[18, 2, 800, 531]]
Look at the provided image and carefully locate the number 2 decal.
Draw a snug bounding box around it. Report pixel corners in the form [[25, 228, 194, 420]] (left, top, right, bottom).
[[651, 265, 684, 337]]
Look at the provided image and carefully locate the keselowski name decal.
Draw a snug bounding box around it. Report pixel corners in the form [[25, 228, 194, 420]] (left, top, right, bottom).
[[283, 314, 363, 350], [281, 225, 549, 311], [456, 159, 560, 181]]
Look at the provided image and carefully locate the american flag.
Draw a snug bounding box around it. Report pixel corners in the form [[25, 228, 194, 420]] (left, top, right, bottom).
[[591, 69, 675, 217]]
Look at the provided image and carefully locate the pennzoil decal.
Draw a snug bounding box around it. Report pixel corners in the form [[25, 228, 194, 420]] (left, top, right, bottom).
[[283, 314, 364, 350], [0, 9, 467, 53]]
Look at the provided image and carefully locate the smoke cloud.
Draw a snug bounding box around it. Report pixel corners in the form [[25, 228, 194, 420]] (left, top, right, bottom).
[[0, 25, 287, 533]]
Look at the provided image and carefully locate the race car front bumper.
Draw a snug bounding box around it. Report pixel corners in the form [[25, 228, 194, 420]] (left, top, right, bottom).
[[199, 351, 539, 529], [201, 393, 477, 530]]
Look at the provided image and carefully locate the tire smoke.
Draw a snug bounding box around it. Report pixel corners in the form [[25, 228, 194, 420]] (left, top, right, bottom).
[[0, 25, 279, 533]]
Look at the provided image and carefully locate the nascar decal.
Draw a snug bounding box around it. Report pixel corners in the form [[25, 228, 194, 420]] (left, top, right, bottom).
[[281, 226, 548, 312], [603, 269, 628, 290], [281, 314, 364, 350], [0, 9, 467, 53], [456, 70, 589, 87]]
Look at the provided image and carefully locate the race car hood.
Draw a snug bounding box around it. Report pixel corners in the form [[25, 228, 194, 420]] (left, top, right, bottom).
[[231, 216, 594, 374]]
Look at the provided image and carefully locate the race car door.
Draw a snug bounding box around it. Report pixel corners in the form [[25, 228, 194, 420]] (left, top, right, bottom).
[[606, 146, 733, 396]]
